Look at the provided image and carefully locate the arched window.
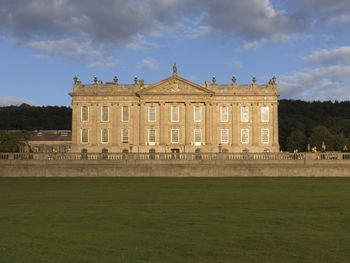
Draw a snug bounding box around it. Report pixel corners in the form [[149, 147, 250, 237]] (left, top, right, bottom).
[[222, 148, 229, 153], [81, 148, 88, 160], [242, 148, 249, 160], [102, 148, 108, 159], [195, 148, 202, 160], [149, 149, 155, 160], [122, 149, 128, 160]]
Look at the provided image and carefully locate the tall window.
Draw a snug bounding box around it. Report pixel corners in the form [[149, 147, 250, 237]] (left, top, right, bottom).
[[261, 107, 269, 122], [122, 106, 129, 122], [261, 129, 269, 144], [122, 129, 129, 143], [148, 129, 156, 144], [241, 129, 249, 144], [194, 129, 202, 146], [81, 106, 89, 122], [148, 106, 156, 122], [220, 106, 228, 122], [221, 129, 229, 144], [101, 129, 109, 143], [241, 107, 249, 122], [81, 129, 89, 143], [171, 106, 179, 122], [171, 129, 179, 143], [101, 106, 109, 122], [194, 106, 202, 122]]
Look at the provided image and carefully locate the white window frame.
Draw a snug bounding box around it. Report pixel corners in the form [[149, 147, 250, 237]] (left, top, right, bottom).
[[221, 129, 229, 144], [101, 106, 109, 122], [241, 107, 249, 122], [122, 106, 129, 122], [148, 106, 156, 122], [194, 106, 202, 122], [261, 107, 269, 123], [101, 129, 109, 143], [81, 129, 89, 143], [261, 128, 269, 144], [121, 129, 129, 143], [171, 106, 179, 122], [194, 129, 202, 146], [81, 106, 89, 122], [148, 129, 156, 145], [171, 129, 179, 144], [241, 129, 249, 144], [220, 106, 228, 122]]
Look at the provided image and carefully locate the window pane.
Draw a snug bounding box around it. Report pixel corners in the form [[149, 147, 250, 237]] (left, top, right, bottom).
[[81, 106, 88, 122], [148, 106, 156, 122], [122, 129, 129, 143], [194, 106, 202, 122], [171, 106, 179, 122], [102, 106, 109, 122], [81, 129, 88, 143], [102, 129, 109, 143], [261, 129, 269, 144], [241, 107, 249, 122], [241, 129, 249, 143], [122, 106, 129, 122], [221, 129, 229, 144], [194, 129, 202, 144], [261, 107, 269, 122], [148, 129, 156, 143], [220, 106, 228, 122], [171, 129, 179, 143]]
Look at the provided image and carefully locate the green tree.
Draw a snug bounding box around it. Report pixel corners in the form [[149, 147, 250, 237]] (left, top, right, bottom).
[[308, 126, 334, 151], [286, 129, 307, 152], [0, 131, 29, 152]]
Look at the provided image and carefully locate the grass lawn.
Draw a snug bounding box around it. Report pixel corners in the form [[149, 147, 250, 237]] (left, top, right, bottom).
[[0, 177, 350, 263]]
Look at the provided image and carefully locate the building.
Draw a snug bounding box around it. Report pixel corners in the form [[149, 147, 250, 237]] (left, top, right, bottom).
[[25, 130, 72, 153], [70, 64, 280, 154]]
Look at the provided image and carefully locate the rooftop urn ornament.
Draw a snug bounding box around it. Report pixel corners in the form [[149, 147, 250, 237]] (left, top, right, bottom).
[[272, 75, 276, 85], [252, 76, 256, 83], [173, 62, 177, 75], [212, 75, 216, 84], [232, 75, 236, 84], [113, 75, 118, 84], [73, 76, 78, 84], [134, 75, 138, 84], [93, 75, 98, 84], [139, 79, 144, 87], [268, 79, 273, 85]]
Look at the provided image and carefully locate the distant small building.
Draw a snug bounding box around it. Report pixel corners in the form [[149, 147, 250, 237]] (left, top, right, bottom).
[[25, 130, 71, 153], [69, 64, 280, 154]]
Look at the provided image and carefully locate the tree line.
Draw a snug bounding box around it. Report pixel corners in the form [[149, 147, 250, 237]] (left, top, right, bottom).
[[0, 101, 350, 152]]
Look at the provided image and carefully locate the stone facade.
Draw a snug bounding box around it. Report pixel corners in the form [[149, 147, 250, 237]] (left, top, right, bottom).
[[70, 64, 280, 153]]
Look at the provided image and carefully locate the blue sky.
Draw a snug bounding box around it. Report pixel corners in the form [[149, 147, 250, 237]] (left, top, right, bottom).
[[1, 0, 350, 106]]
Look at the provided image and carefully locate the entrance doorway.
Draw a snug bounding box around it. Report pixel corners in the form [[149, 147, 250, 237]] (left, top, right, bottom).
[[171, 148, 180, 159]]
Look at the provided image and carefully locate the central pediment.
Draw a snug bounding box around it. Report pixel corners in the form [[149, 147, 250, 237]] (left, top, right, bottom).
[[137, 75, 214, 96]]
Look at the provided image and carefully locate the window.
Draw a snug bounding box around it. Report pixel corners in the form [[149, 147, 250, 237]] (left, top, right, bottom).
[[122, 129, 129, 143], [101, 106, 109, 122], [241, 107, 249, 122], [122, 106, 129, 122], [194, 129, 202, 146], [171, 129, 179, 143], [241, 129, 249, 144], [261, 129, 269, 144], [171, 106, 179, 122], [261, 107, 269, 122], [81, 106, 88, 122], [101, 129, 109, 143], [148, 129, 156, 144], [220, 106, 228, 122], [59, 146, 66, 153], [194, 106, 202, 122], [221, 129, 229, 144], [148, 106, 156, 122], [81, 129, 89, 143]]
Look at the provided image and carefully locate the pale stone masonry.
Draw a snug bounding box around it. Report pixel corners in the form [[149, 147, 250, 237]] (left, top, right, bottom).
[[70, 64, 280, 153]]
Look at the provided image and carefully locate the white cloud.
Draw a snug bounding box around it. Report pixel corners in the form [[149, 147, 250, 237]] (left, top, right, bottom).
[[142, 57, 157, 69], [0, 96, 38, 106], [305, 46, 350, 65]]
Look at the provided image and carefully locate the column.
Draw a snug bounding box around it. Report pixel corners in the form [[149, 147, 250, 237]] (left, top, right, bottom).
[[133, 103, 139, 146], [160, 102, 165, 144], [139, 103, 145, 145], [232, 104, 238, 146], [205, 102, 210, 145], [273, 102, 279, 147], [185, 102, 191, 145]]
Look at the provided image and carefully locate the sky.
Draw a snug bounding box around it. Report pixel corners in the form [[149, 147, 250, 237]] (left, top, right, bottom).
[[1, 0, 350, 106]]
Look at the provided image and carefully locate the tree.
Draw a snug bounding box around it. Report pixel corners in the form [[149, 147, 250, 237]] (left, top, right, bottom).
[[308, 126, 334, 151], [286, 129, 307, 152], [0, 131, 29, 152]]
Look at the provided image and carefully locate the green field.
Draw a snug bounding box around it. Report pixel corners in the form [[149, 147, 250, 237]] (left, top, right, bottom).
[[0, 177, 350, 263]]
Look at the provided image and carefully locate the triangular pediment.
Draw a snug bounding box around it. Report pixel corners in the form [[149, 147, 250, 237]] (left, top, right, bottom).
[[137, 75, 214, 96]]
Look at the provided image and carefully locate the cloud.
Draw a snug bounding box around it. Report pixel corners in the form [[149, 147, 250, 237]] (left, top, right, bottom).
[[142, 57, 157, 69], [0, 96, 38, 106], [279, 65, 350, 101], [305, 46, 350, 65]]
